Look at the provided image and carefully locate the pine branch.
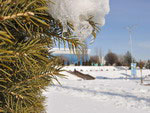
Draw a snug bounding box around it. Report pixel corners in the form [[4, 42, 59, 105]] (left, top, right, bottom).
[[0, 108, 4, 112], [18, 72, 53, 85], [0, 0, 85, 112], [0, 12, 34, 21]]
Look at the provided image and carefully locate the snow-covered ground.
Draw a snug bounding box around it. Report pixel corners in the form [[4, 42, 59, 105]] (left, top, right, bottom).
[[44, 66, 150, 113]]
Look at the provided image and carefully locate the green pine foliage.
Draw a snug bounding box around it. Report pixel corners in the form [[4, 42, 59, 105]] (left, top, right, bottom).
[[0, 0, 82, 112], [0, 0, 99, 112]]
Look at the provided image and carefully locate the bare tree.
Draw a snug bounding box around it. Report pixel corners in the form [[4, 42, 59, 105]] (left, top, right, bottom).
[[90, 55, 100, 64], [138, 60, 145, 84], [146, 60, 150, 69], [76, 41, 88, 65], [81, 41, 88, 62], [115, 55, 122, 66], [57, 55, 69, 65], [105, 51, 118, 65], [94, 47, 103, 64]]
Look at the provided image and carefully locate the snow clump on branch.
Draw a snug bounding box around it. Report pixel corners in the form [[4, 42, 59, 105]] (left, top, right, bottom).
[[47, 0, 110, 40]]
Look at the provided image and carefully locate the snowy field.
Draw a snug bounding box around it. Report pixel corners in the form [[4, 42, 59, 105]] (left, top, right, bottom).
[[43, 66, 150, 113]]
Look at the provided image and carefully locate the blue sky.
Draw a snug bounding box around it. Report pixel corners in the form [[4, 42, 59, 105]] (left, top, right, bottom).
[[89, 0, 150, 60]]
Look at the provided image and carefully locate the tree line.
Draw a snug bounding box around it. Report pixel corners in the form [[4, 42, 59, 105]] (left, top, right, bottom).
[[57, 50, 150, 69]]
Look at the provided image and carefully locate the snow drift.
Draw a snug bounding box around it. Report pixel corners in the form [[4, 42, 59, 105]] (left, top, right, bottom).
[[47, 0, 110, 40]]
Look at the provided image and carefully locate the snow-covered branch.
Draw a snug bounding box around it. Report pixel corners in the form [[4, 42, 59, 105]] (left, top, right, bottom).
[[47, 0, 110, 40]]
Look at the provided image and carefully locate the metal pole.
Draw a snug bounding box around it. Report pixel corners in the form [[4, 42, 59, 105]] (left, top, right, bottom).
[[126, 25, 135, 77], [129, 31, 134, 63], [126, 25, 136, 63]]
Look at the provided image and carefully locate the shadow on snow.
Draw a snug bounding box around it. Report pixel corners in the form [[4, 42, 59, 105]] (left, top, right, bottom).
[[53, 84, 150, 104]]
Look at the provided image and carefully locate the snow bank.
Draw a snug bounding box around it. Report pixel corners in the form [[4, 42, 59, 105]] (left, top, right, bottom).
[[44, 66, 150, 113], [47, 0, 110, 40]]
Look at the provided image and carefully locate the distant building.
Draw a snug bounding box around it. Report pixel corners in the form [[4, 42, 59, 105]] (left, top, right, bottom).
[[50, 48, 91, 65]]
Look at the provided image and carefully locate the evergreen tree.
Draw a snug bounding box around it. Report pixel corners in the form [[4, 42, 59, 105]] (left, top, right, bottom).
[[124, 51, 132, 66], [0, 0, 83, 112]]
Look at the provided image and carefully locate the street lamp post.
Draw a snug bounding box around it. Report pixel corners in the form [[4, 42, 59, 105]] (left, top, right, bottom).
[[126, 25, 136, 77], [127, 27, 133, 63]]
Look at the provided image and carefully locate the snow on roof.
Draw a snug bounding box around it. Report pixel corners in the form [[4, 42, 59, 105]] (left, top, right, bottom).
[[50, 48, 91, 55]]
